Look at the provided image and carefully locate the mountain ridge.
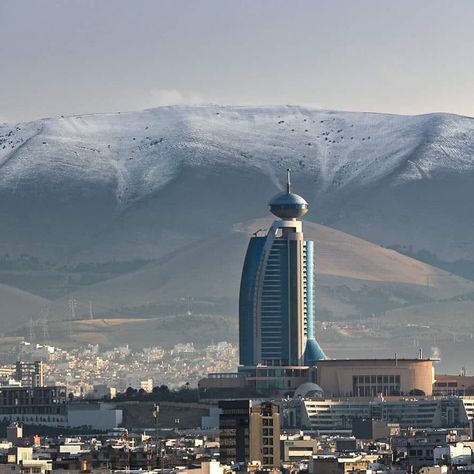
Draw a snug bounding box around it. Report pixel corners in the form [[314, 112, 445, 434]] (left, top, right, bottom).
[[1, 105, 473, 263]]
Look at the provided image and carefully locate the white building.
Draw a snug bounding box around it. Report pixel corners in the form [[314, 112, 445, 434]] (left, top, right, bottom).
[[419, 467, 448, 474], [201, 406, 222, 429], [179, 461, 223, 474], [285, 396, 474, 431], [124, 376, 153, 392], [433, 443, 472, 466], [139, 378, 153, 393], [67, 403, 123, 430]]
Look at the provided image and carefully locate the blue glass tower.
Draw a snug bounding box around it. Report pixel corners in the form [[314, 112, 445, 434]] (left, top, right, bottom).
[[239, 171, 327, 367]]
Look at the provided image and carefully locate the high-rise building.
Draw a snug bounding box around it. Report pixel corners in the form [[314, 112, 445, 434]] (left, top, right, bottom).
[[6, 423, 23, 444], [219, 399, 280, 468], [239, 170, 326, 367], [14, 361, 44, 387], [0, 386, 68, 426]]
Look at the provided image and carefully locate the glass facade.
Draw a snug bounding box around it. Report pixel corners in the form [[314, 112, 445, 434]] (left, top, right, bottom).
[[260, 238, 290, 364], [239, 237, 265, 366], [239, 223, 326, 366]]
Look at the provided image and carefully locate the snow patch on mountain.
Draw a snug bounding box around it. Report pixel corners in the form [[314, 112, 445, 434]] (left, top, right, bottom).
[[0, 106, 472, 208]]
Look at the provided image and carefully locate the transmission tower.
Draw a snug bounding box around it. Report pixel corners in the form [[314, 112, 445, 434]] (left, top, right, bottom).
[[39, 305, 50, 341], [68, 297, 77, 338], [28, 318, 35, 343]]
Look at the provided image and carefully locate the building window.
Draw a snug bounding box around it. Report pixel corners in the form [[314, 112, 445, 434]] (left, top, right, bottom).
[[352, 374, 401, 397]]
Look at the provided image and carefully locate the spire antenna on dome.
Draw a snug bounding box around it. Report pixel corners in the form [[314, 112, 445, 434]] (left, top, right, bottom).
[[269, 169, 308, 219]]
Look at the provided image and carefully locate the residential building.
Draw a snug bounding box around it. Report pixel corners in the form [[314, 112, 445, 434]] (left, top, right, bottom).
[[310, 455, 372, 474], [0, 386, 67, 426], [6, 424, 23, 444], [434, 374, 474, 395], [280, 434, 319, 462], [433, 442, 472, 465], [14, 362, 44, 388], [219, 400, 280, 469], [352, 419, 400, 440]]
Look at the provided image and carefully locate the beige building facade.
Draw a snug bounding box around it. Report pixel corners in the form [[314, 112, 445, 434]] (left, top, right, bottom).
[[434, 374, 474, 395], [219, 400, 280, 469], [316, 359, 434, 397]]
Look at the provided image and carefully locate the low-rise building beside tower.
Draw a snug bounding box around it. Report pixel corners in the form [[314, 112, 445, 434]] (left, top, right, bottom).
[[200, 357, 435, 399]]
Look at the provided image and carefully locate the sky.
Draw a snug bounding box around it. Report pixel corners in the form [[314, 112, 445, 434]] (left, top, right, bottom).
[[1, 0, 473, 123]]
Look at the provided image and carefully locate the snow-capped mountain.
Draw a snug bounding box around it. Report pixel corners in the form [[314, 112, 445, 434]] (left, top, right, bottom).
[[2, 105, 474, 370], [0, 105, 473, 261]]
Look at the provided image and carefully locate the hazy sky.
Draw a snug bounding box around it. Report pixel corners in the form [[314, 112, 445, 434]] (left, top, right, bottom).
[[1, 0, 473, 123]]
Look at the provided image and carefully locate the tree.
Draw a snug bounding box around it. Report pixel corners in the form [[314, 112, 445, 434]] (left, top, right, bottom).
[[152, 385, 171, 400], [126, 387, 138, 398], [408, 388, 425, 396]]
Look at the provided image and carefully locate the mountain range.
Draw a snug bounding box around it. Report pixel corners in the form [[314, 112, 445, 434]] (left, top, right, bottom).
[[1, 105, 473, 371]]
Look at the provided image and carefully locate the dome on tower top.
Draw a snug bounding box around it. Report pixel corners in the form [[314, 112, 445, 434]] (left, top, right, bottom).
[[269, 192, 308, 219], [268, 169, 308, 219]]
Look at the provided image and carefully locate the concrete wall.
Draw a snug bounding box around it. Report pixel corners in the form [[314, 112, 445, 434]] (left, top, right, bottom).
[[68, 405, 122, 430], [118, 401, 209, 429]]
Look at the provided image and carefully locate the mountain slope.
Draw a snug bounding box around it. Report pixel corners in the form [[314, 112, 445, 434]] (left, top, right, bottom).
[[52, 219, 474, 320], [37, 218, 474, 373], [0, 283, 49, 330], [0, 106, 473, 262]]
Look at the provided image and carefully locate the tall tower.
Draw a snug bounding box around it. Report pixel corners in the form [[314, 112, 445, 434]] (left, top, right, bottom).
[[239, 170, 326, 366]]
